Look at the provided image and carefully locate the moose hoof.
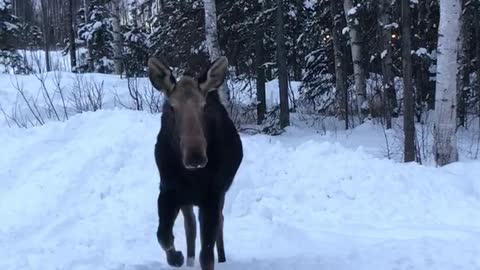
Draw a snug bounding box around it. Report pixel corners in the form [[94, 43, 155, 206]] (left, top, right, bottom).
[[186, 257, 195, 267], [166, 250, 184, 267]]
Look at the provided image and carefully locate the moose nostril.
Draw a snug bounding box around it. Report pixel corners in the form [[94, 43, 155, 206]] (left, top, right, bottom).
[[183, 154, 208, 170]]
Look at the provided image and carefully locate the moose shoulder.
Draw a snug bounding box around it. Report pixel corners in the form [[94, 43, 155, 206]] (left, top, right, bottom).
[[148, 56, 243, 270]]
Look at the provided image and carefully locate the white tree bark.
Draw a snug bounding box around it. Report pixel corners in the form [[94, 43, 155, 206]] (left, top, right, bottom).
[[343, 0, 367, 121], [203, 0, 231, 108], [111, 0, 123, 75], [433, 0, 460, 166], [203, 0, 221, 61]]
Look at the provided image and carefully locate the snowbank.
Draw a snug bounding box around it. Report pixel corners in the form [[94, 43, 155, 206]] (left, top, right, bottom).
[[0, 72, 301, 128], [1, 109, 479, 270]]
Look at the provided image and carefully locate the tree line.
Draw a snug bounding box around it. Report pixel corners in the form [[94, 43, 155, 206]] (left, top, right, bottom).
[[1, 0, 479, 166]]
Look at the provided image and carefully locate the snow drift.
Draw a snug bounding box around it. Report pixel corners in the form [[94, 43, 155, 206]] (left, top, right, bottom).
[[0, 109, 480, 270]]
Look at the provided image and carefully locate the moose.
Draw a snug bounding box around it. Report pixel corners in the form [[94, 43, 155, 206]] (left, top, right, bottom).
[[148, 56, 243, 270]]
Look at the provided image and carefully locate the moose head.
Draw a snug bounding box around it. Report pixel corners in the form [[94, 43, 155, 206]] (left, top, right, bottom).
[[148, 56, 228, 170]]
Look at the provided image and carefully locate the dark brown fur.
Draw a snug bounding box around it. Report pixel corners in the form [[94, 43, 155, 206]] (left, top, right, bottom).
[[148, 56, 243, 270]]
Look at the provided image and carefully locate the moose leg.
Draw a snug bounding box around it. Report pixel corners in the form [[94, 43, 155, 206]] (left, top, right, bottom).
[[157, 192, 184, 267], [216, 195, 226, 263], [199, 196, 221, 270], [181, 205, 197, 267]]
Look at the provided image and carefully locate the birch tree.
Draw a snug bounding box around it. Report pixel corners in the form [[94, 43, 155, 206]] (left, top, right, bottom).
[[343, 0, 367, 121], [203, 0, 221, 60], [433, 0, 461, 166], [112, 0, 123, 75], [203, 0, 231, 107], [402, 0, 415, 162]]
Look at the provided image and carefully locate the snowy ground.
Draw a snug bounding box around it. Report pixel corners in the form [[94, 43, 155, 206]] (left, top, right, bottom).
[[0, 108, 479, 270], [1, 70, 480, 270]]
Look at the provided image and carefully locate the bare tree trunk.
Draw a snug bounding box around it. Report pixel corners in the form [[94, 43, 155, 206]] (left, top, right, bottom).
[[156, 0, 163, 15], [84, 0, 93, 72], [476, 4, 480, 124], [456, 0, 470, 128], [112, 0, 123, 75], [343, 0, 367, 121], [40, 0, 51, 72], [68, 0, 77, 69], [203, 0, 231, 107], [378, 0, 396, 129], [402, 0, 416, 162], [276, 0, 289, 128], [255, 7, 266, 125], [433, 0, 460, 166], [203, 0, 221, 60], [332, 0, 348, 129], [415, 0, 430, 122]]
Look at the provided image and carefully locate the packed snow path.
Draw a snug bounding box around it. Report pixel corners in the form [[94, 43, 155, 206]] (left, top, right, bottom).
[[1, 110, 479, 270]]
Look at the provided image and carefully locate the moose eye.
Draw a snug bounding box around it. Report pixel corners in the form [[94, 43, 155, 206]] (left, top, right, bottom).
[[166, 103, 175, 113]]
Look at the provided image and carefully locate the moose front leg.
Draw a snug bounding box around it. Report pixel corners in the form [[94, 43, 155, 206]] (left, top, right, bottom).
[[199, 196, 221, 270], [181, 205, 197, 267], [157, 192, 184, 267]]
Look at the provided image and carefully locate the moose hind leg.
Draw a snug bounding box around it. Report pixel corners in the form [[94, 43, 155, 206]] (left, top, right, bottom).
[[157, 192, 184, 267], [216, 195, 226, 263], [182, 205, 197, 267]]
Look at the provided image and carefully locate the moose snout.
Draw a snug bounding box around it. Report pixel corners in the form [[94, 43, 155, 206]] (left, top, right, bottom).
[[183, 151, 208, 170], [180, 135, 208, 170], [181, 136, 208, 170]]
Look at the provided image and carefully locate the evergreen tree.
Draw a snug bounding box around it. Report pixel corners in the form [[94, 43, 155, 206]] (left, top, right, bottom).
[[122, 23, 149, 77], [147, 0, 206, 74], [0, 0, 23, 73], [77, 0, 114, 73], [299, 0, 335, 114]]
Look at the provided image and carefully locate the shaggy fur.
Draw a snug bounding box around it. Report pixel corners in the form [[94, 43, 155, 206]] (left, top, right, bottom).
[[149, 56, 243, 270]]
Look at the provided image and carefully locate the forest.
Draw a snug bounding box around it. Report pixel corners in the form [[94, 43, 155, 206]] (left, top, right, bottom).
[[2, 1, 480, 270], [1, 0, 480, 162]]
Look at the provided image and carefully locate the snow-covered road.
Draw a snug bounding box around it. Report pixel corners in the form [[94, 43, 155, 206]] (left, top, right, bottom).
[[1, 110, 479, 270]]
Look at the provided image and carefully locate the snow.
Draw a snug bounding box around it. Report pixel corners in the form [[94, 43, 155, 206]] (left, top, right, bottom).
[[0, 72, 299, 128], [303, 0, 317, 10], [0, 71, 155, 127], [384, 22, 399, 29], [1, 63, 480, 269], [2, 21, 18, 30], [0, 0, 8, 10], [347, 7, 357, 16], [0, 109, 480, 270], [92, 21, 103, 30], [415, 47, 428, 57], [380, 50, 387, 59]]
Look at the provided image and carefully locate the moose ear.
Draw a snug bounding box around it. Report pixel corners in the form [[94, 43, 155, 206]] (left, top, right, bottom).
[[148, 57, 176, 95], [199, 56, 228, 93]]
